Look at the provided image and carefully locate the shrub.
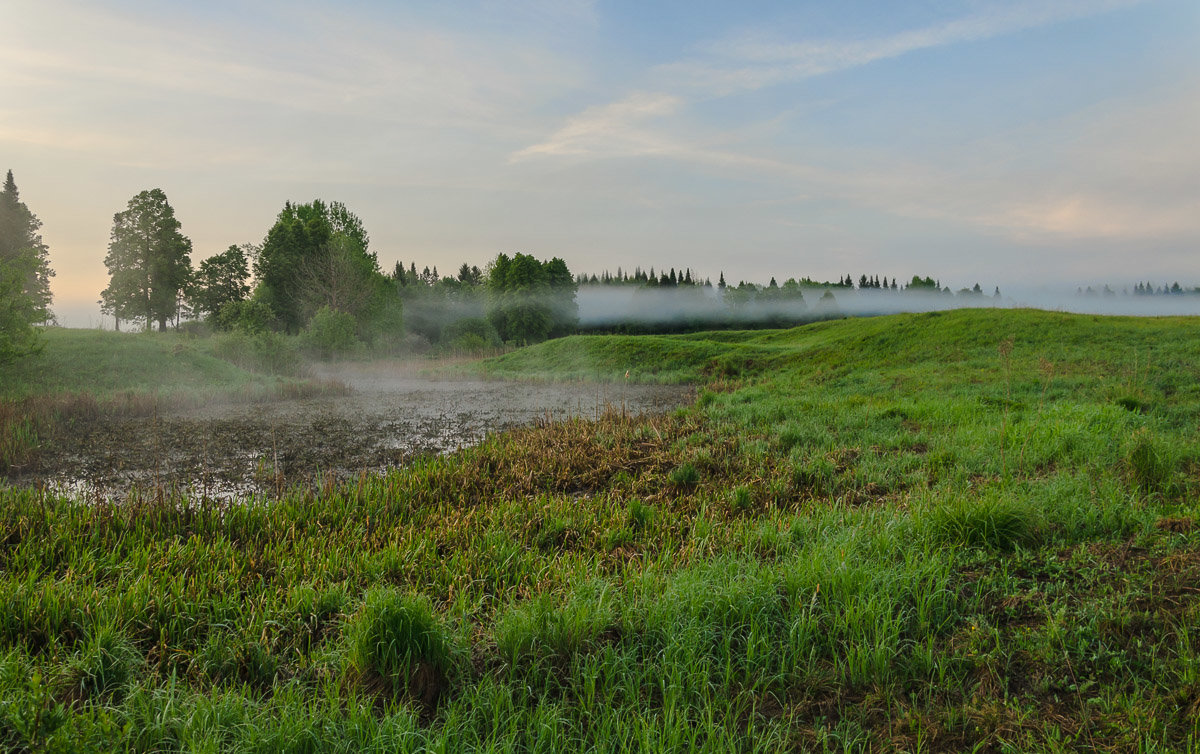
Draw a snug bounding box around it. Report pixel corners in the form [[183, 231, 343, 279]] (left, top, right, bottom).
[[301, 306, 359, 359], [215, 299, 275, 334], [443, 317, 502, 353], [211, 331, 301, 376]]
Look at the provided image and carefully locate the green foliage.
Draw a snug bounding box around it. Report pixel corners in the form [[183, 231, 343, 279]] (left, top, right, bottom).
[[346, 590, 455, 699], [189, 244, 251, 320], [100, 188, 193, 332], [253, 199, 397, 336], [301, 305, 359, 358], [442, 317, 501, 352], [6, 309, 1200, 750], [211, 331, 301, 376], [215, 298, 276, 334], [1123, 428, 1176, 496], [0, 170, 54, 324], [922, 494, 1037, 551], [486, 253, 577, 344], [668, 462, 700, 487], [494, 581, 617, 670], [66, 625, 141, 701], [729, 485, 753, 513], [0, 253, 42, 364], [626, 498, 655, 530]]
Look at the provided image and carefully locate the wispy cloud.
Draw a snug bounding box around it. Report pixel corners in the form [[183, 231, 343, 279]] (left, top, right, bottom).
[[511, 92, 684, 160], [0, 1, 577, 171], [660, 0, 1147, 94], [516, 0, 1145, 162]]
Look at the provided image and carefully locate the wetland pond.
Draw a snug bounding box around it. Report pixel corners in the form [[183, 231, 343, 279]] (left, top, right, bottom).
[[20, 364, 692, 501]]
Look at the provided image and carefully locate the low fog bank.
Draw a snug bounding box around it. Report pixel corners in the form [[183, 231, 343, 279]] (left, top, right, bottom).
[[576, 286, 1200, 330]]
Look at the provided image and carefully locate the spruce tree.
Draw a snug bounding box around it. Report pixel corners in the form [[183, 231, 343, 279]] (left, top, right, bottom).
[[0, 169, 54, 323]]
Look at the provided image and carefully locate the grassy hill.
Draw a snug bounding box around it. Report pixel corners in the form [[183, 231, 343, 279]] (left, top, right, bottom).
[[2, 309, 1199, 751], [0, 328, 283, 400]]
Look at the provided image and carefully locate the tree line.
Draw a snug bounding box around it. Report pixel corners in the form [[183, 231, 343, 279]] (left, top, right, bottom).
[[6, 172, 1200, 365], [97, 189, 578, 353]]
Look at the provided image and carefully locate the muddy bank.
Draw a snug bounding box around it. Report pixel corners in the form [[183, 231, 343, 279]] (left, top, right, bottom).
[[14, 365, 691, 501]]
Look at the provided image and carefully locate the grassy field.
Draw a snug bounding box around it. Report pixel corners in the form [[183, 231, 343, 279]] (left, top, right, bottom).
[[2, 309, 1199, 751]]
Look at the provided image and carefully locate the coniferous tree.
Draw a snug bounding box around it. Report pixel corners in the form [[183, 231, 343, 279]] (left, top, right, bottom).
[[0, 169, 54, 323]]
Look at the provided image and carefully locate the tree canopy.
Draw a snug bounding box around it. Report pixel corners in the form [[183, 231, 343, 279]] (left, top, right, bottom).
[[254, 200, 387, 334], [486, 253, 577, 344], [188, 244, 251, 321], [101, 189, 192, 332]]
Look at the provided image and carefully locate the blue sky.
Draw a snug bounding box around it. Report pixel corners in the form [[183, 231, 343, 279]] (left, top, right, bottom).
[[2, 0, 1197, 325]]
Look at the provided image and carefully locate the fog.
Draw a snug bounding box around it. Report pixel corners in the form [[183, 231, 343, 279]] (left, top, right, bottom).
[[575, 285, 1200, 330]]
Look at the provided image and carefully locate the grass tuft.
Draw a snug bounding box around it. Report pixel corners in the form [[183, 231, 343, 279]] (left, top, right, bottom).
[[346, 589, 456, 710], [1123, 428, 1176, 496], [65, 625, 141, 703]]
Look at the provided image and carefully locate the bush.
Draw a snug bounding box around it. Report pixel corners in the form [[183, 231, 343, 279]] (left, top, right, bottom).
[[211, 331, 301, 376], [345, 590, 455, 706], [301, 306, 359, 359], [443, 317, 501, 353], [215, 299, 275, 334]]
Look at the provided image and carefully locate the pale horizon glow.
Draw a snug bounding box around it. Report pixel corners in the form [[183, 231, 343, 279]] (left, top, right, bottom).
[[2, 0, 1198, 326]]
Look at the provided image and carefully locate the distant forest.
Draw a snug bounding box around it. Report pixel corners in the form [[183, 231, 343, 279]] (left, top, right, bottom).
[[5, 175, 1200, 363]]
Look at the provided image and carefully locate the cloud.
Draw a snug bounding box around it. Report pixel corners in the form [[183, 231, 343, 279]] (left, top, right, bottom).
[[0, 0, 578, 172], [511, 92, 684, 160], [659, 0, 1147, 95], [515, 0, 1149, 166]]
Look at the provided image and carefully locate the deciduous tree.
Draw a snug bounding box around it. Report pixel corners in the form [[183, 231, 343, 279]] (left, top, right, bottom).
[[101, 189, 192, 332], [188, 244, 251, 321]]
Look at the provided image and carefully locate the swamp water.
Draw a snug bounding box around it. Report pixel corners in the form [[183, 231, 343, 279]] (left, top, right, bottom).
[[17, 366, 691, 501]]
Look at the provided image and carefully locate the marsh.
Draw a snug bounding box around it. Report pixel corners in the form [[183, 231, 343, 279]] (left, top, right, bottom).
[[20, 365, 690, 501]]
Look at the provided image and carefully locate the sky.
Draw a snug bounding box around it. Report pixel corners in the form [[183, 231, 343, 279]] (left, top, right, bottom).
[[2, 0, 1198, 326]]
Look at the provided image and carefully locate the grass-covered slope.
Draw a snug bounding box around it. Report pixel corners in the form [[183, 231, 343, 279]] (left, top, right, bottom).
[[3, 309, 1200, 751], [0, 328, 275, 400]]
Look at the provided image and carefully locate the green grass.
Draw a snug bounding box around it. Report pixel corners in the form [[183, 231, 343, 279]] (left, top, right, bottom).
[[0, 328, 273, 400], [3, 308, 1200, 751]]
